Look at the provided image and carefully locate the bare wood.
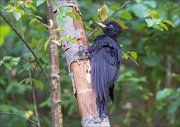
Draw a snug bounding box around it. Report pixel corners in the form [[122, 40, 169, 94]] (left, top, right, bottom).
[[49, 0, 110, 126], [70, 3, 98, 118], [48, 4, 63, 127]]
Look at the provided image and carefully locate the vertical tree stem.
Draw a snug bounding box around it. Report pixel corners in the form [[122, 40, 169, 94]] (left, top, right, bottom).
[[47, 3, 63, 127]]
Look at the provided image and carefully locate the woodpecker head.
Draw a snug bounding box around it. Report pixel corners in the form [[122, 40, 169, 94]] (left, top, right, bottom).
[[97, 20, 123, 38]]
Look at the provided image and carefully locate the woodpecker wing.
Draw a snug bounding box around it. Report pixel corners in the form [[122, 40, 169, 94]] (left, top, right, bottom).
[[88, 35, 122, 117]]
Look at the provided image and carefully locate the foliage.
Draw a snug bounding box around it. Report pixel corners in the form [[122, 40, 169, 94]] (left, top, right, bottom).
[[0, 0, 180, 126]]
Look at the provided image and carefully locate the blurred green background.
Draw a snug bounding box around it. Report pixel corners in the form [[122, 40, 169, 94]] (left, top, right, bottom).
[[0, 0, 180, 127]]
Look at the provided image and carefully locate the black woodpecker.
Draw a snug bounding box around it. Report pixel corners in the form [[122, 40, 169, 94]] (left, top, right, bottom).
[[88, 20, 123, 119]]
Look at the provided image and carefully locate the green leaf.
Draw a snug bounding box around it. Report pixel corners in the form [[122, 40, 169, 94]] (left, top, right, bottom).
[[121, 12, 133, 20], [122, 52, 128, 60], [135, 0, 142, 2], [98, 4, 109, 21], [13, 11, 21, 21], [159, 22, 168, 31], [34, 80, 44, 90], [143, 11, 150, 17], [19, 77, 33, 84], [26, 4, 36, 11], [36, 0, 46, 7], [145, 19, 154, 27], [149, 10, 160, 19], [129, 51, 137, 60], [39, 98, 51, 108], [0, 60, 4, 66], [44, 37, 51, 50], [29, 18, 40, 24], [4, 5, 14, 11], [156, 88, 173, 100], [153, 24, 163, 31], [116, 19, 126, 29], [3, 56, 12, 61], [131, 3, 147, 18], [163, 20, 174, 27], [66, 12, 79, 20], [54, 28, 64, 33], [153, 19, 161, 24], [23, 63, 31, 71], [12, 57, 21, 66], [0, 25, 11, 47]]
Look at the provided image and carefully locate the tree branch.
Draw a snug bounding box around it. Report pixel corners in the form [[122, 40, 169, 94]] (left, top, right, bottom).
[[47, 1, 63, 127], [0, 112, 38, 125], [20, 19, 41, 127], [0, 12, 50, 85]]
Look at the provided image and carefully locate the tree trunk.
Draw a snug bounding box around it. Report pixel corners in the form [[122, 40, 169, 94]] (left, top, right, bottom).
[[48, 0, 110, 126], [48, 4, 63, 127]]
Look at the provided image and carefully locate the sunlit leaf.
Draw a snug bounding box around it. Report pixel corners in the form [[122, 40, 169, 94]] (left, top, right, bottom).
[[156, 88, 173, 100], [4, 5, 14, 12], [129, 51, 137, 60], [153, 18, 161, 24], [0, 25, 11, 46], [145, 19, 153, 27], [36, 0, 46, 7], [44, 37, 51, 50], [143, 11, 150, 17], [34, 80, 44, 90], [24, 110, 33, 119], [160, 22, 168, 31], [149, 10, 160, 19], [13, 11, 21, 21], [29, 18, 40, 24], [116, 19, 126, 29], [12, 57, 21, 65], [163, 20, 174, 27], [121, 12, 133, 20], [135, 0, 142, 2], [54, 27, 64, 32], [153, 24, 163, 31], [98, 4, 109, 21], [66, 12, 80, 20], [3, 56, 12, 61], [122, 52, 128, 59]]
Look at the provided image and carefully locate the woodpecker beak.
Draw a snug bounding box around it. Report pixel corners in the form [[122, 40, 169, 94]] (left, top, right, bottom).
[[95, 22, 107, 28]]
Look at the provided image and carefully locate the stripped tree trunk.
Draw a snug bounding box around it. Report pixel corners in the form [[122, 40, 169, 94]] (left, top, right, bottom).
[[48, 5, 63, 127], [48, 0, 110, 126]]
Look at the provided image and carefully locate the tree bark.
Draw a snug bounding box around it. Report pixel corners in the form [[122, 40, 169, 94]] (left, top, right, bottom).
[[48, 4, 63, 127], [48, 0, 110, 126]]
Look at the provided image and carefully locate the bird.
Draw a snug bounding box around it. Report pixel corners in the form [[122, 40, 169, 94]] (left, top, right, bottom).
[[88, 20, 123, 119]]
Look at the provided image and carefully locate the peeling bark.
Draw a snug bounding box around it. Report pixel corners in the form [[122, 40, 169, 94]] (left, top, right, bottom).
[[48, 0, 110, 126]]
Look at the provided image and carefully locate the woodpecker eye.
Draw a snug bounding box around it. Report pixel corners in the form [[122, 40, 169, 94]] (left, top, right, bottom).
[[109, 24, 113, 28]]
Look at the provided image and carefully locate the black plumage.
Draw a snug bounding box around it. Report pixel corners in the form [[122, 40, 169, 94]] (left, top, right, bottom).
[[88, 21, 122, 119]]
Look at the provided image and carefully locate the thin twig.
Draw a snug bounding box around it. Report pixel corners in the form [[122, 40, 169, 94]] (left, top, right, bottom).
[[107, 0, 131, 20], [0, 112, 38, 125], [0, 12, 50, 85], [88, 0, 131, 39], [32, 85, 41, 127], [20, 20, 41, 127]]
